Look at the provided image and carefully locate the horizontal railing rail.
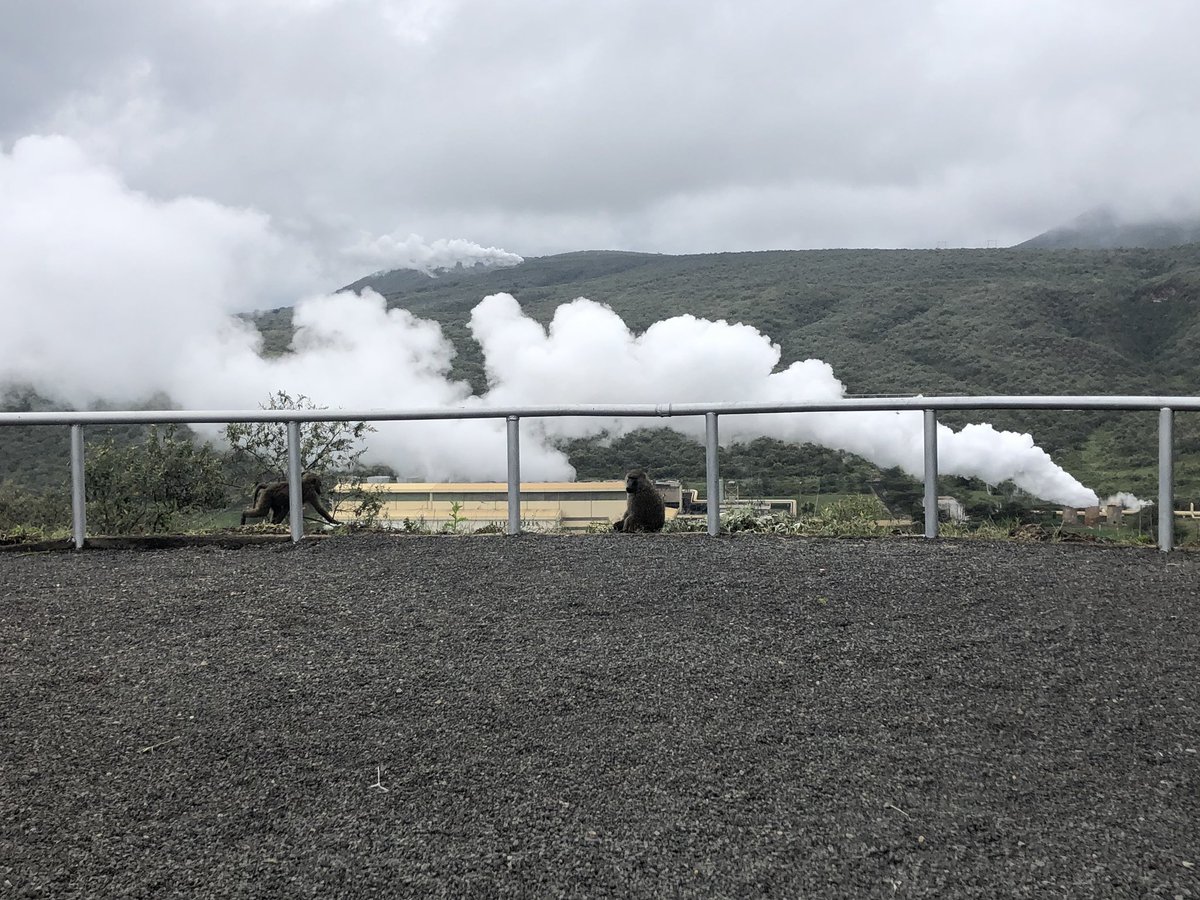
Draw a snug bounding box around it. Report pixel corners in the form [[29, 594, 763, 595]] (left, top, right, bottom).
[[0, 395, 1193, 550], [4, 395, 1200, 427]]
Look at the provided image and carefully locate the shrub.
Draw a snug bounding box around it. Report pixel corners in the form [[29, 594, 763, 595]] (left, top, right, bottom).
[[85, 426, 226, 534], [0, 482, 71, 534]]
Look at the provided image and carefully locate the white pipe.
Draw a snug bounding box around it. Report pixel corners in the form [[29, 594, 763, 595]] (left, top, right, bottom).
[[4, 395, 1200, 427], [287, 421, 303, 543]]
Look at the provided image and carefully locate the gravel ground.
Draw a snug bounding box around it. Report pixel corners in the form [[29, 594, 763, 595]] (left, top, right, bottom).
[[2, 534, 1199, 899]]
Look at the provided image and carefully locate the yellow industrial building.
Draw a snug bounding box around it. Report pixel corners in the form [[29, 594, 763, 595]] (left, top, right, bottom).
[[332, 480, 682, 532]]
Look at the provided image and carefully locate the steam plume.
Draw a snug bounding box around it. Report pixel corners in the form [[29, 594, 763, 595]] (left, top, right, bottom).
[[469, 294, 1098, 506], [343, 232, 524, 275], [1, 134, 1099, 505], [1105, 492, 1148, 511]]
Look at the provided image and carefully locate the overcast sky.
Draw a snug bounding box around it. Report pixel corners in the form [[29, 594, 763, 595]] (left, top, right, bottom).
[[8, 0, 1172, 495], [4, 0, 1200, 287]]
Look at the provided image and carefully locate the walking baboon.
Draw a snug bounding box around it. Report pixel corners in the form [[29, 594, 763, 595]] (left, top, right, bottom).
[[613, 468, 665, 533], [240, 472, 340, 526]]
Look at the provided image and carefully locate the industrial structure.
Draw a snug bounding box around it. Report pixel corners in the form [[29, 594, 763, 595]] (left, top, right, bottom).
[[1061, 504, 1129, 527], [333, 479, 684, 532], [676, 488, 798, 518]]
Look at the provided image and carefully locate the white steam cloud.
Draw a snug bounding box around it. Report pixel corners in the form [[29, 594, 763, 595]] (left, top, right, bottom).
[[0, 135, 319, 402], [469, 294, 1098, 506], [1, 134, 1099, 506], [343, 232, 524, 276], [1104, 492, 1148, 511]]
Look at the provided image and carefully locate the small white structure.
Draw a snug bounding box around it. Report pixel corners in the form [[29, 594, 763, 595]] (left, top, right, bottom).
[[936, 495, 967, 523]]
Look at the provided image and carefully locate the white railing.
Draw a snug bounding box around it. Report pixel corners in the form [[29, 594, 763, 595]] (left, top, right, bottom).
[[2, 395, 1197, 550]]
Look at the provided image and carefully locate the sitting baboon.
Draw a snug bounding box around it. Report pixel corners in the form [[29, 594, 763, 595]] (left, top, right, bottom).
[[240, 472, 340, 526], [613, 468, 665, 533]]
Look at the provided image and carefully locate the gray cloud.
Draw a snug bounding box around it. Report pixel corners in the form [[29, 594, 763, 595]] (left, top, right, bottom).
[[3, 0, 1200, 262]]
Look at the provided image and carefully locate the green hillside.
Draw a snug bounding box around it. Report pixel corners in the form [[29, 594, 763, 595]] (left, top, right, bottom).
[[1017, 208, 1200, 250], [266, 245, 1200, 500], [331, 246, 1199, 398], [4, 246, 1199, 505]]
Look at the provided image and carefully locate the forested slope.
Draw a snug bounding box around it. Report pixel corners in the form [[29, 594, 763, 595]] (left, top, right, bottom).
[[337, 246, 1200, 400], [330, 246, 1200, 497], [4, 246, 1199, 500]]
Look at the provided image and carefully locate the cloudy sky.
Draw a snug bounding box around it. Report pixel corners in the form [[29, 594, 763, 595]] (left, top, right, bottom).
[[4, 0, 1199, 284], [9, 0, 1158, 499]]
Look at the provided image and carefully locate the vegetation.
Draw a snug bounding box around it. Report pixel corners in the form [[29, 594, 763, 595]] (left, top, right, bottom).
[[3, 246, 1200, 539], [224, 391, 373, 478], [0, 482, 72, 542], [223, 391, 383, 526], [328, 245, 1200, 501], [0, 386, 161, 492], [713, 495, 892, 537], [0, 392, 390, 538], [84, 426, 226, 534]]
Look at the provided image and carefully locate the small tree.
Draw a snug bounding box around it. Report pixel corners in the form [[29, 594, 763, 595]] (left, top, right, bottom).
[[0, 483, 72, 539], [224, 391, 374, 476], [86, 425, 227, 534], [223, 391, 383, 526]]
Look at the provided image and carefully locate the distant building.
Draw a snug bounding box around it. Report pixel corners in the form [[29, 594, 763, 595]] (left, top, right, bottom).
[[917, 495, 966, 523], [332, 480, 681, 532], [1061, 504, 1128, 526], [937, 496, 967, 523], [674, 488, 798, 518]]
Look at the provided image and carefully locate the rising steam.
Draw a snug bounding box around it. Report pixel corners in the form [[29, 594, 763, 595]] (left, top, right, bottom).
[[342, 232, 524, 276], [468, 293, 1098, 506], [1, 134, 1099, 505]]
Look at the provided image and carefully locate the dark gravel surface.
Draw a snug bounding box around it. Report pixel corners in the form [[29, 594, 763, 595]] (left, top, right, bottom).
[[2, 535, 1199, 899]]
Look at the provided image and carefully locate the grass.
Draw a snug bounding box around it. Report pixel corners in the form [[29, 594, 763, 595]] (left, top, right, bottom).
[[0, 523, 71, 545], [7, 497, 1198, 548]]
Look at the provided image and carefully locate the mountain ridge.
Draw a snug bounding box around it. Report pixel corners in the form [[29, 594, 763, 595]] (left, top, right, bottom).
[[1016, 208, 1200, 250], [306, 245, 1200, 496], [4, 246, 1198, 498]]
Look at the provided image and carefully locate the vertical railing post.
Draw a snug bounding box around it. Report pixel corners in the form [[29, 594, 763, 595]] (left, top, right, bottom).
[[507, 416, 521, 535], [1158, 407, 1174, 552], [705, 412, 720, 536], [287, 420, 303, 543], [70, 424, 86, 550], [923, 409, 939, 539]]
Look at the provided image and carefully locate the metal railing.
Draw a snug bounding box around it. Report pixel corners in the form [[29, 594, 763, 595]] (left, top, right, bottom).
[[2, 394, 1197, 550]]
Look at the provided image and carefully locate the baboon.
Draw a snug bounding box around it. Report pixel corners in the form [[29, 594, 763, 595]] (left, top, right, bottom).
[[613, 468, 665, 533], [240, 472, 340, 526]]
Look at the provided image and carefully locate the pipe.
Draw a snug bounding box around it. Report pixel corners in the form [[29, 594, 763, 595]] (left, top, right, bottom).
[[1158, 408, 1174, 552], [923, 409, 939, 539], [70, 425, 86, 550], [507, 416, 521, 535], [706, 412, 720, 536], [287, 421, 303, 543], [6, 395, 1200, 428]]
